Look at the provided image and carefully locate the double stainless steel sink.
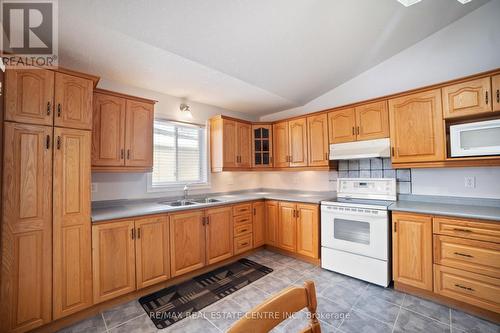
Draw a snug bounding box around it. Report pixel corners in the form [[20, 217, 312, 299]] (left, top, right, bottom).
[[158, 197, 223, 207]]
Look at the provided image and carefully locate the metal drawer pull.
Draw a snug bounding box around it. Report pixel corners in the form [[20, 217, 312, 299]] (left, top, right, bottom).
[[47, 102, 51, 115], [455, 284, 474, 292], [453, 228, 472, 233], [454, 252, 473, 258]]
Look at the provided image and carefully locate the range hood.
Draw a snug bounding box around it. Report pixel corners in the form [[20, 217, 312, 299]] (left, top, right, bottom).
[[329, 138, 391, 160]]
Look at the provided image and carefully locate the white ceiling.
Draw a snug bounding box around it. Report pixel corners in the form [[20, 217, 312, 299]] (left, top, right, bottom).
[[58, 0, 490, 115]]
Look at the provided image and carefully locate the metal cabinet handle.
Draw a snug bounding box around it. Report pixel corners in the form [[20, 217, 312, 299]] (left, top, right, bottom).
[[352, 127, 355, 135], [455, 284, 474, 292], [325, 152, 328, 160], [253, 208, 256, 215], [137, 228, 141, 239], [296, 210, 300, 218], [394, 222, 397, 232], [453, 252, 473, 258], [202, 217, 206, 226], [485, 91, 489, 105], [127, 149, 130, 159], [356, 126, 360, 135], [47, 102, 51, 115], [131, 228, 135, 239], [207, 216, 210, 225], [57, 103, 61, 117], [391, 147, 395, 157], [56, 136, 61, 150], [120, 149, 124, 159], [497, 89, 499, 103], [46, 135, 50, 149]]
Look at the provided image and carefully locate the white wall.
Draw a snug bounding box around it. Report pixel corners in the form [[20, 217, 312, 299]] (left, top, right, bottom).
[[260, 0, 500, 122]]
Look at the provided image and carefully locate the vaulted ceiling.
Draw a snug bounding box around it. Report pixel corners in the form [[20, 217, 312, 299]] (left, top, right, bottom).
[[58, 0, 490, 115]]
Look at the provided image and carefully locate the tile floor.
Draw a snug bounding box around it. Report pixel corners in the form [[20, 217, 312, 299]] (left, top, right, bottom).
[[58, 249, 500, 333]]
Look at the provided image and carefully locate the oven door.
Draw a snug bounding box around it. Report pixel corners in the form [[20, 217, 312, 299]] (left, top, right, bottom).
[[321, 206, 388, 260]]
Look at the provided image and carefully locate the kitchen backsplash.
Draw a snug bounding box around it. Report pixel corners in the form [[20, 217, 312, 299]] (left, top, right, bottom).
[[338, 158, 411, 194]]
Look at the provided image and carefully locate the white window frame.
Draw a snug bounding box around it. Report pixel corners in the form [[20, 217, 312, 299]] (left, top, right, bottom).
[[147, 118, 211, 192]]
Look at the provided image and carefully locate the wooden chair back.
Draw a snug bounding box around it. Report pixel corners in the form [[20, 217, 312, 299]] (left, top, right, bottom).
[[227, 280, 321, 333]]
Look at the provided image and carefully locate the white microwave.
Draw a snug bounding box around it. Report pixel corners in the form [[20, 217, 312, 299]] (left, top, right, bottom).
[[450, 119, 500, 157]]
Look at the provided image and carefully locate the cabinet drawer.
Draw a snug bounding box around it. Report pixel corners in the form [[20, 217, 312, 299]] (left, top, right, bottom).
[[233, 203, 252, 216], [234, 223, 252, 237], [433, 217, 500, 243], [234, 214, 252, 225], [434, 264, 500, 313], [434, 235, 500, 278], [234, 234, 253, 254]]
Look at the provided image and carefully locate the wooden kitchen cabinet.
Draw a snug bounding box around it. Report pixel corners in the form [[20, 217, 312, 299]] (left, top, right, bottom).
[[210, 116, 252, 171], [389, 89, 445, 164], [392, 212, 433, 291], [355, 100, 389, 141], [92, 220, 136, 304], [54, 72, 93, 130], [206, 207, 234, 265], [252, 125, 273, 168], [328, 107, 356, 144], [273, 121, 289, 168], [492, 74, 500, 112], [0, 123, 53, 333], [288, 118, 308, 167], [307, 114, 329, 166], [92, 92, 126, 166], [91, 89, 155, 172], [124, 100, 154, 168], [265, 201, 279, 246], [5, 68, 54, 126], [169, 211, 206, 277], [252, 201, 266, 247], [278, 202, 297, 252], [53, 128, 92, 318], [296, 204, 319, 259], [442, 77, 492, 119], [135, 216, 170, 289]]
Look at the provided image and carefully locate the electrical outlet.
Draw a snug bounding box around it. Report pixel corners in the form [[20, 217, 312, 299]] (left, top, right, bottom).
[[464, 176, 476, 189], [91, 183, 98, 193]]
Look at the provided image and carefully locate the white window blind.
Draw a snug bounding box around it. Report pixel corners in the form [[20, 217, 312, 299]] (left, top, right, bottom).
[[151, 119, 207, 187]]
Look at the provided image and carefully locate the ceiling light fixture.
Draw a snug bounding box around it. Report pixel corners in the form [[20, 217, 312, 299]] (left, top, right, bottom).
[[179, 103, 193, 119], [456, 0, 472, 3], [397, 0, 422, 7]]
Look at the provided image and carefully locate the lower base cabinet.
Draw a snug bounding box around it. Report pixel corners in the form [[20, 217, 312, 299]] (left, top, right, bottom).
[[252, 201, 265, 247], [206, 207, 234, 265], [296, 204, 319, 258]]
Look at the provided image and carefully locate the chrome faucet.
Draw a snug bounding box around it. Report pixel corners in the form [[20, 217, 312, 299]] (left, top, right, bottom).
[[183, 184, 189, 201]]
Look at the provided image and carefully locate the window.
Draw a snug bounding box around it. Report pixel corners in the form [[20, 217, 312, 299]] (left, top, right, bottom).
[[150, 119, 208, 189]]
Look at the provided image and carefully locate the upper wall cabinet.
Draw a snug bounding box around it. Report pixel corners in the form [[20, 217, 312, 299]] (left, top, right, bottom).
[[442, 77, 492, 119], [389, 89, 445, 164], [328, 108, 356, 144], [355, 101, 389, 141], [91, 89, 155, 172], [5, 69, 94, 129], [288, 118, 308, 167], [210, 116, 252, 171], [492, 74, 500, 112], [252, 124, 273, 168], [54, 73, 93, 130], [307, 114, 329, 166], [273, 121, 289, 168]]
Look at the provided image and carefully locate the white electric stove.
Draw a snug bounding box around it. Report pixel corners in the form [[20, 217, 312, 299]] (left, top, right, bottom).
[[321, 178, 396, 287]]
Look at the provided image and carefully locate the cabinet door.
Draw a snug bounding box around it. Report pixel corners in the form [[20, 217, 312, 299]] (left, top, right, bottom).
[[328, 108, 356, 144], [223, 119, 238, 168], [493, 74, 500, 112], [170, 211, 206, 277], [307, 114, 329, 166], [289, 118, 308, 167], [92, 221, 136, 304], [0, 123, 53, 333], [252, 125, 273, 168], [252, 202, 265, 247], [54, 73, 93, 130], [355, 101, 389, 141], [265, 201, 279, 246], [392, 213, 433, 291], [5, 68, 54, 126], [125, 100, 154, 167], [278, 202, 297, 252], [206, 207, 233, 265], [442, 77, 492, 119], [92, 93, 126, 166], [389, 89, 445, 163], [273, 122, 289, 168], [135, 216, 170, 289], [53, 128, 92, 319], [237, 122, 252, 168], [296, 204, 319, 258]]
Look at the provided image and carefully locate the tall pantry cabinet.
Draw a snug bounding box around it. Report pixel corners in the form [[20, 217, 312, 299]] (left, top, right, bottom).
[[0, 68, 96, 332]]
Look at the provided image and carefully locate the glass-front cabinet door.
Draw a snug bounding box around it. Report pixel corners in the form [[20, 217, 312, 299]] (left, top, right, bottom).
[[252, 124, 273, 168]]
